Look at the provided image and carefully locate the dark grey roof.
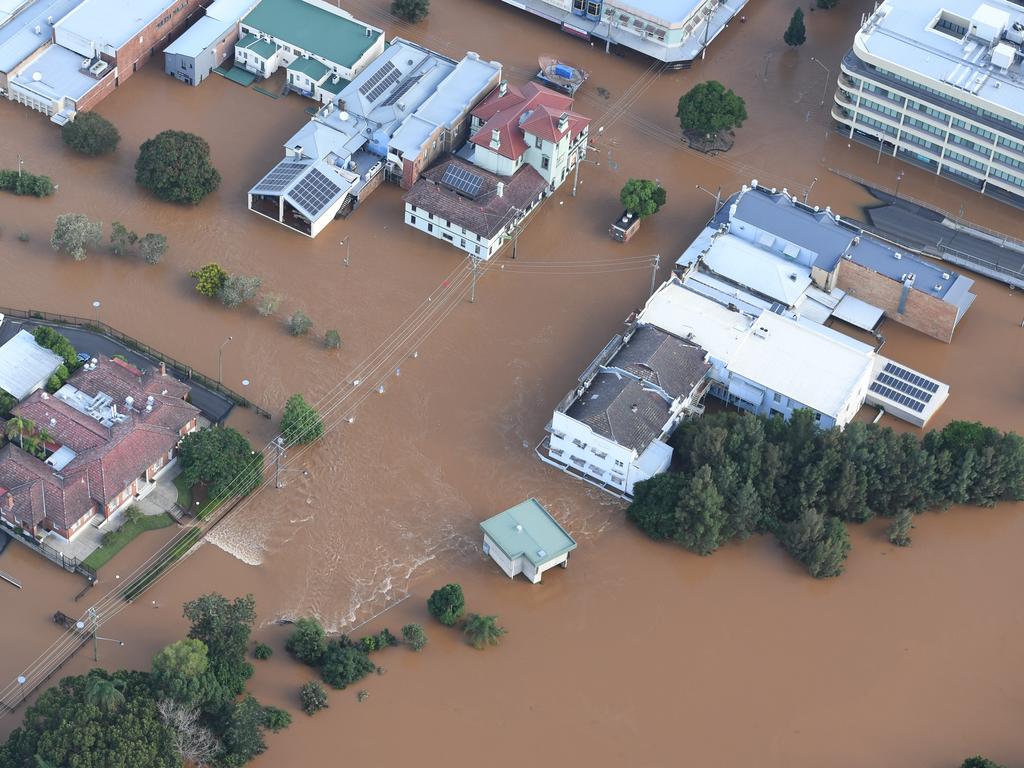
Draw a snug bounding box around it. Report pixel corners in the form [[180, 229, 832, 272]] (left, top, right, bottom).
[[609, 325, 709, 400], [565, 373, 670, 453]]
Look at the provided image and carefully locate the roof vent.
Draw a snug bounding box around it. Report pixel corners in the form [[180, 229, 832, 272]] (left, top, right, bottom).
[[125, 396, 134, 409], [537, 549, 547, 558], [751, 179, 759, 188], [515, 524, 523, 532], [942, 272, 950, 279], [41, 392, 49, 400], [32, 71, 42, 82], [49, 418, 56, 427], [630, 404, 638, 413], [893, 252, 902, 260], [852, 236, 860, 245]]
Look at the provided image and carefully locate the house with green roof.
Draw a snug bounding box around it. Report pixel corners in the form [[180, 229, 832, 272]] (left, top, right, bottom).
[[480, 499, 577, 584], [235, 0, 382, 103]]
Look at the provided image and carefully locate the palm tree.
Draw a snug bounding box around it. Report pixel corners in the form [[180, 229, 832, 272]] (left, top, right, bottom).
[[3, 417, 51, 458], [34, 756, 56, 768], [4, 416, 32, 450], [84, 674, 126, 712], [463, 614, 506, 650]]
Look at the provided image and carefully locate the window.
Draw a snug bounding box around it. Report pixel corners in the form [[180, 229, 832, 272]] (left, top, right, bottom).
[[591, 448, 608, 459], [409, 204, 416, 213], [535, 136, 543, 149], [460, 238, 466, 248], [474, 245, 480, 255], [572, 438, 586, 449], [541, 156, 550, 170], [614, 459, 624, 468], [427, 223, 433, 233], [773, 392, 781, 403]]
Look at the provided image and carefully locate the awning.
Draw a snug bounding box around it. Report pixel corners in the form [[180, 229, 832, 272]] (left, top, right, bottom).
[[728, 378, 765, 406], [833, 294, 885, 332]]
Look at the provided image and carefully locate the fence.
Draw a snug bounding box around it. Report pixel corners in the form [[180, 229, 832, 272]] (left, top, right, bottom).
[[0, 306, 271, 419], [1, 524, 96, 581]]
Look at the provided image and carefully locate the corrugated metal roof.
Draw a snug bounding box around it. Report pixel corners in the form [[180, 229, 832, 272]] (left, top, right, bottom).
[[480, 498, 576, 566]]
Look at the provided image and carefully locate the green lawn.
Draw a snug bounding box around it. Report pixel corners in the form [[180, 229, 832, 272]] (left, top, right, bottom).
[[174, 475, 216, 519], [82, 512, 175, 571]]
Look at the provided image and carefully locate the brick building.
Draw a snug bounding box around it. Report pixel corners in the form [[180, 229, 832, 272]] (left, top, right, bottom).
[[0, 357, 199, 540]]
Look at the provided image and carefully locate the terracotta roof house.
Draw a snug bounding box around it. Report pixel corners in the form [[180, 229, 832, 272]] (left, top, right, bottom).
[[0, 356, 200, 541], [403, 79, 591, 257]]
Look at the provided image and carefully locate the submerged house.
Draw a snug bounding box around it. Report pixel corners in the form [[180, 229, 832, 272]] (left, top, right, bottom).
[[480, 498, 577, 583]]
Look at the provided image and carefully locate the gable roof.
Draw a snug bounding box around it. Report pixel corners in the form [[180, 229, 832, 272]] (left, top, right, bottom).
[[0, 330, 63, 400], [469, 81, 588, 160], [241, 0, 382, 68], [609, 325, 710, 401], [565, 372, 671, 454]]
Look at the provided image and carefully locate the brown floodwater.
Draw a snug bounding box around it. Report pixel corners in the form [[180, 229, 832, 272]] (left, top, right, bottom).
[[1, 0, 1022, 765]]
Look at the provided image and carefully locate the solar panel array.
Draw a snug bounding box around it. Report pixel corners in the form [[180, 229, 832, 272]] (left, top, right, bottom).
[[358, 61, 396, 96], [440, 164, 485, 199], [289, 169, 343, 218], [876, 373, 932, 403], [252, 162, 306, 194], [883, 362, 940, 393], [869, 382, 926, 413], [381, 73, 422, 107]]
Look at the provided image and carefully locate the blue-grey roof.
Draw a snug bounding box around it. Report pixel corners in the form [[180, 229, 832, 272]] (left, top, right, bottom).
[[0, 0, 85, 73], [54, 0, 180, 51], [481, 498, 576, 567]]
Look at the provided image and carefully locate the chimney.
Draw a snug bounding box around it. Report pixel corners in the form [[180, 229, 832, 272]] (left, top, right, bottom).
[[558, 112, 569, 133], [496, 181, 504, 198], [498, 79, 507, 97], [159, 361, 166, 376], [490, 129, 501, 150]]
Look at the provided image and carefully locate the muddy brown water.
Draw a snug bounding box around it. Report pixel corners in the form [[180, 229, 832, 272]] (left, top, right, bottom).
[[1, 0, 1022, 765]]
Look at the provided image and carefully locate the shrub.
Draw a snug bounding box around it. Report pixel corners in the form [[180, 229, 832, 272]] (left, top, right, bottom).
[[51, 213, 103, 261], [0, 169, 54, 197], [190, 263, 228, 298], [959, 759, 1005, 768], [110, 222, 138, 255], [139, 233, 168, 264], [33, 327, 78, 368], [262, 705, 292, 732], [324, 329, 341, 349], [287, 311, 312, 337], [135, 130, 221, 204], [427, 583, 465, 626], [123, 505, 143, 526], [281, 394, 324, 445], [285, 618, 327, 666], [62, 111, 120, 156], [17, 231, 29, 242], [220, 275, 262, 308], [299, 681, 328, 715], [257, 293, 281, 317], [319, 641, 375, 689], [463, 614, 506, 650], [391, 0, 429, 22], [401, 623, 427, 651], [253, 643, 273, 660], [619, 179, 667, 218], [45, 374, 63, 393]]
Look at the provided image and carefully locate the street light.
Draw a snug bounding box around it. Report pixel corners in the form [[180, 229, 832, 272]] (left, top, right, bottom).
[[895, 170, 905, 198], [218, 336, 232, 385], [571, 155, 599, 197], [810, 57, 832, 106], [76, 613, 124, 662], [803, 177, 818, 204], [17, 154, 24, 179], [695, 183, 722, 216], [339, 236, 351, 267]]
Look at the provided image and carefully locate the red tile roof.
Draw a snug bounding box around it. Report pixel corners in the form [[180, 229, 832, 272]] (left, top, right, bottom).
[[469, 81, 588, 161], [14, 392, 108, 453]]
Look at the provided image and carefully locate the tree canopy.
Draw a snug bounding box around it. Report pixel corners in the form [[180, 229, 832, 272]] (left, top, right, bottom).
[[62, 112, 120, 156], [286, 617, 327, 666], [51, 212, 102, 261], [190, 263, 228, 298], [184, 593, 256, 699], [319, 639, 375, 689], [676, 80, 748, 136], [784, 8, 806, 46], [391, 0, 429, 22], [32, 326, 78, 369], [281, 394, 325, 446], [178, 426, 263, 500], [619, 179, 667, 218], [463, 614, 506, 650], [427, 583, 466, 626], [135, 130, 221, 204]]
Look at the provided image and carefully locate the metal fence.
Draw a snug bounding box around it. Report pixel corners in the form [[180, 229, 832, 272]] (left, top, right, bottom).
[[1, 524, 96, 581], [0, 306, 270, 419]]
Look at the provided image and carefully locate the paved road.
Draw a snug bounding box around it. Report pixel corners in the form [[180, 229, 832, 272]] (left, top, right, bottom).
[[0, 319, 234, 422], [861, 188, 1024, 284]]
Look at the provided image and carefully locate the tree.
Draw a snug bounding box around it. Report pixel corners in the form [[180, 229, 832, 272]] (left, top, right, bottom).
[[784, 8, 806, 46], [219, 694, 267, 767], [778, 508, 850, 578], [183, 593, 257, 698], [262, 705, 291, 732], [156, 698, 221, 767], [816, 0, 838, 8], [324, 329, 341, 349], [83, 673, 127, 712], [110, 221, 138, 255], [0, 389, 16, 418], [463, 614, 506, 650], [619, 178, 667, 218], [253, 643, 273, 660], [628, 472, 684, 540], [281, 393, 324, 445], [0, 671, 178, 768], [888, 509, 914, 547], [257, 293, 281, 317], [135, 130, 221, 204], [391, 0, 429, 22], [139, 233, 168, 264], [299, 681, 328, 715], [674, 465, 727, 555], [51, 212, 102, 261], [151, 638, 220, 710], [427, 583, 465, 626], [62, 111, 120, 156], [319, 640, 375, 689], [190, 263, 228, 298], [285, 617, 327, 666], [178, 426, 263, 499], [676, 80, 748, 136], [288, 310, 313, 336], [401, 623, 428, 651], [220, 274, 262, 308], [959, 759, 1005, 768], [32, 327, 78, 369]]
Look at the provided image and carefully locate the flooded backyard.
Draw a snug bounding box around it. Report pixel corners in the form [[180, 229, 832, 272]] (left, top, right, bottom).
[[0, 0, 1022, 765]]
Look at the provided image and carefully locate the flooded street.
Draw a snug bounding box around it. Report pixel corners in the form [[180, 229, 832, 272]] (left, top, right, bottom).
[[1, 0, 1022, 765]]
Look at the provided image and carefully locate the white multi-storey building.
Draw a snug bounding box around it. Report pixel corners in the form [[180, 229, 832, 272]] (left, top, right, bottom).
[[834, 0, 1024, 207]]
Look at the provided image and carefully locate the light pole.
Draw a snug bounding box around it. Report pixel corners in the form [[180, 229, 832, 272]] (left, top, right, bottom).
[[803, 177, 818, 204], [91, 300, 101, 328], [339, 236, 351, 267], [17, 154, 24, 179], [76, 610, 124, 662], [894, 170, 905, 198], [571, 156, 600, 197], [695, 184, 722, 217], [218, 336, 232, 385], [810, 57, 831, 106], [700, 4, 714, 60]]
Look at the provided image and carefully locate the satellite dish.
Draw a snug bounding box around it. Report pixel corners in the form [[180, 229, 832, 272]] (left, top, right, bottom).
[[32, 72, 42, 82]]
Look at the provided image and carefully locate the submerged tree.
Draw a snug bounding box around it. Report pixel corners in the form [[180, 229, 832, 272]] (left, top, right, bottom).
[[51, 213, 102, 261], [463, 614, 506, 650], [619, 178, 667, 218], [391, 0, 429, 22], [135, 130, 221, 204], [784, 8, 806, 46], [62, 112, 120, 156], [280, 394, 324, 445], [427, 583, 465, 626], [676, 80, 748, 136]]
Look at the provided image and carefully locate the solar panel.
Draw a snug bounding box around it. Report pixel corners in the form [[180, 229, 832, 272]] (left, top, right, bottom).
[[440, 164, 485, 199], [251, 162, 306, 194], [358, 61, 397, 96], [883, 362, 940, 393], [288, 168, 343, 218], [381, 73, 422, 107], [365, 69, 401, 103], [869, 382, 926, 413], [876, 373, 932, 403]]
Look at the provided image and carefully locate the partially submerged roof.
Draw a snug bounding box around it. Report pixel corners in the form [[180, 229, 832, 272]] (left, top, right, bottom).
[[0, 330, 63, 400], [480, 498, 576, 566], [241, 0, 381, 68]]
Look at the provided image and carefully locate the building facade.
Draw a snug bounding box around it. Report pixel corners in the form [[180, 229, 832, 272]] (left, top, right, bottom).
[[834, 0, 1024, 208], [163, 0, 257, 85]]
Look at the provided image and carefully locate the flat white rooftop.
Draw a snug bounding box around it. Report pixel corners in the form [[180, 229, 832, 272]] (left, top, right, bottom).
[[701, 232, 812, 307], [55, 0, 174, 52], [0, 0, 83, 73], [0, 329, 63, 400], [9, 42, 98, 101], [855, 0, 1024, 118]]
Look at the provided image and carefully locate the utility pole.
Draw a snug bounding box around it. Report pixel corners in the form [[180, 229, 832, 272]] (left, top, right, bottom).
[[650, 254, 661, 296], [469, 257, 479, 304], [89, 607, 98, 662], [803, 177, 818, 204], [218, 336, 232, 385], [340, 236, 351, 267], [274, 436, 286, 489]]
